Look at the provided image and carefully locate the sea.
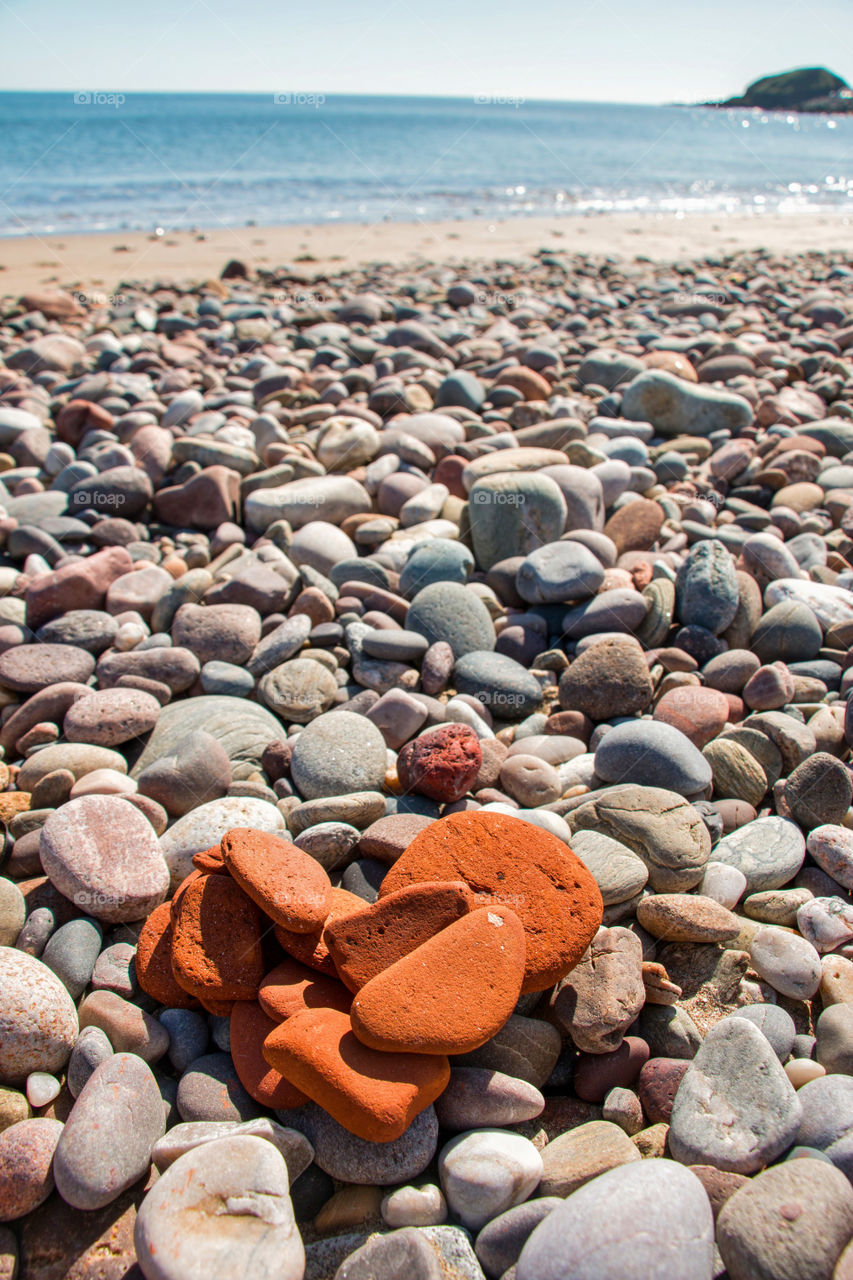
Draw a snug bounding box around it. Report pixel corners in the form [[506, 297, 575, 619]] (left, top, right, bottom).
[[0, 91, 851, 237]]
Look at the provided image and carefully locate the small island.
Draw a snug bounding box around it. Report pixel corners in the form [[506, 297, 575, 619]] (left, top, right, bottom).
[[700, 65, 853, 113]]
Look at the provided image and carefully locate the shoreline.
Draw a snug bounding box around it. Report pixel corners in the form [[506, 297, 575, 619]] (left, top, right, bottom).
[[0, 210, 851, 298]]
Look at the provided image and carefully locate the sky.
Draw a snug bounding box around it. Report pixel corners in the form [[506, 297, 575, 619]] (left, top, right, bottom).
[[1, 0, 852, 104]]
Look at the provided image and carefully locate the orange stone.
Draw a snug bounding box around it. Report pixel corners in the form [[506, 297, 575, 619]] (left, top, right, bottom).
[[379, 810, 603, 992], [135, 901, 199, 1009], [350, 905, 526, 1054], [259, 956, 353, 1021], [192, 844, 227, 873], [171, 872, 265, 1002], [221, 827, 333, 932], [230, 1000, 308, 1109], [263, 1007, 450, 1142], [326, 881, 475, 993], [274, 887, 365, 976]]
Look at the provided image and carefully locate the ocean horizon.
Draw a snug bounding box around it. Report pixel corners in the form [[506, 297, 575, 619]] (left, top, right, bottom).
[[1, 90, 851, 239]]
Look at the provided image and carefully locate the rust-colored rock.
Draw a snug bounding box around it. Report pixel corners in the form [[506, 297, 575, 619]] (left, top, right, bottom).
[[274, 887, 365, 976], [379, 810, 603, 992], [350, 905, 526, 1055], [134, 901, 198, 1009], [170, 873, 264, 1002], [259, 956, 353, 1021], [229, 1000, 308, 1109], [221, 827, 332, 932], [603, 498, 665, 554], [396, 724, 482, 803], [192, 844, 227, 873], [654, 685, 730, 749], [326, 881, 475, 993], [262, 1007, 449, 1142]]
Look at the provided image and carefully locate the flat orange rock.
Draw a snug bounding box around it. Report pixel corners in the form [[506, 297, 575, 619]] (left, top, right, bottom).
[[325, 880, 475, 993], [274, 887, 365, 976], [379, 810, 603, 992], [221, 827, 332, 932], [350, 905, 526, 1054], [259, 956, 353, 1021], [170, 872, 265, 1002], [262, 1007, 449, 1142], [192, 844, 227, 872], [230, 1000, 308, 1109], [134, 901, 198, 1009]]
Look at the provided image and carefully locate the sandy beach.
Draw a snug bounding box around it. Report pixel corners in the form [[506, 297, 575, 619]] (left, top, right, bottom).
[[1, 210, 851, 297]]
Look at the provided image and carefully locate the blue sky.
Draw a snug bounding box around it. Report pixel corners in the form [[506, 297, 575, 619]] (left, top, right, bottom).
[[2, 0, 852, 103]]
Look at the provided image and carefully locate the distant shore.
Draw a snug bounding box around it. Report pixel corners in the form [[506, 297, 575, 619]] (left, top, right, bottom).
[[1, 209, 852, 297]]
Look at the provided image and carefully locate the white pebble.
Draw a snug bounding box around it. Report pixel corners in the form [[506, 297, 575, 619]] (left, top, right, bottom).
[[27, 1071, 61, 1107]]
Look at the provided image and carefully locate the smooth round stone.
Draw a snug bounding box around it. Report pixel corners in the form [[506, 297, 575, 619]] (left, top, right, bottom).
[[434, 1068, 544, 1131], [258, 657, 338, 722], [381, 1183, 447, 1228], [398, 542, 474, 598], [798, 897, 853, 953], [474, 1197, 562, 1278], [0, 643, 95, 692], [25, 1071, 60, 1107], [70, 768, 138, 798], [516, 1159, 714, 1280], [39, 794, 169, 922], [808, 825, 853, 890], [654, 686, 729, 750], [561, 589, 648, 639], [558, 639, 652, 722], [176, 1053, 261, 1123], [698, 861, 747, 908], [407, 583, 495, 660], [500, 755, 562, 807], [133, 1135, 304, 1280], [172, 602, 261, 666], [594, 721, 712, 795], [724, 1004, 796, 1062], [0, 949, 78, 1083], [0, 880, 25, 947], [713, 817, 806, 893], [468, 473, 568, 572], [36, 609, 119, 654], [675, 539, 739, 635], [78, 990, 169, 1064], [453, 651, 543, 722], [54, 1053, 166, 1211], [786, 1060, 826, 1088], [290, 710, 388, 799], [41, 917, 103, 1000], [294, 822, 361, 871], [703, 649, 761, 693], [751, 600, 823, 663], [765, 578, 853, 630], [0, 1117, 64, 1220], [668, 1019, 802, 1174], [816, 1004, 853, 1074], [636, 893, 739, 943], [717, 1160, 853, 1280], [200, 660, 255, 696], [516, 541, 605, 605], [150, 1118, 312, 1184], [362, 630, 430, 663], [749, 927, 822, 1000], [158, 796, 286, 889], [67, 1025, 113, 1098], [303, 1104, 439, 1185], [439, 1129, 544, 1231], [569, 831, 648, 905], [796, 1074, 853, 1156], [785, 753, 853, 829], [159, 1010, 209, 1075], [290, 521, 357, 577]]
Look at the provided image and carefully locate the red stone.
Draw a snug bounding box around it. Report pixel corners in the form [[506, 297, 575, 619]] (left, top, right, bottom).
[[379, 810, 603, 993], [573, 1037, 650, 1103], [170, 873, 265, 1002], [653, 686, 730, 749], [259, 956, 353, 1022], [637, 1057, 690, 1124], [274, 887, 364, 976], [25, 547, 134, 631], [134, 901, 199, 1009], [262, 1007, 449, 1142], [396, 724, 482, 803], [229, 1000, 308, 1109], [221, 827, 332, 932]]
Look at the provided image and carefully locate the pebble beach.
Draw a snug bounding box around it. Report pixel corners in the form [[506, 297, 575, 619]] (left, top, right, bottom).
[[1, 239, 853, 1278]]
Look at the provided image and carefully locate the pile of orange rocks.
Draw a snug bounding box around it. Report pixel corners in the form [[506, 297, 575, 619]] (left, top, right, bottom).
[[135, 810, 604, 1141]]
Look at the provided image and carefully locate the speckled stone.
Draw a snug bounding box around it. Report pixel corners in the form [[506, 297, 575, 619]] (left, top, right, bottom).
[[0, 949, 78, 1084]]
